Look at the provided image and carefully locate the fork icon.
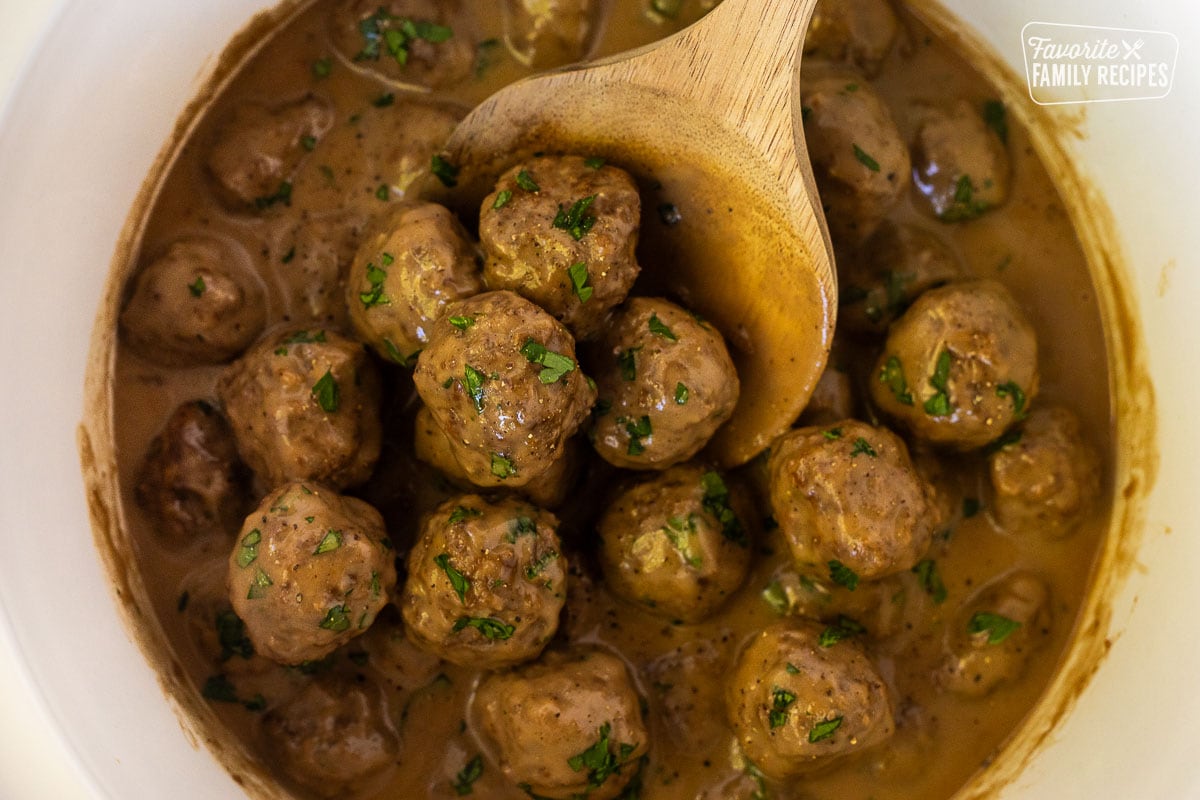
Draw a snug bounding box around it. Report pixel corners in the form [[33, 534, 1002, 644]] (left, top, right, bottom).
[[1122, 38, 1145, 60]]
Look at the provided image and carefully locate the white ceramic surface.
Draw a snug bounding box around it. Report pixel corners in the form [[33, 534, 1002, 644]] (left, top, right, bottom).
[[0, 1, 1197, 799]]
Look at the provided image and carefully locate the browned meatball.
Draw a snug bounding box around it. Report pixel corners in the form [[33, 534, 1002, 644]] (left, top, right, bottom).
[[475, 649, 648, 799], [912, 100, 1011, 222], [767, 420, 937, 581], [502, 0, 603, 69], [228, 482, 396, 665], [838, 222, 963, 335], [800, 69, 910, 243], [413, 404, 581, 509], [939, 571, 1051, 696], [262, 675, 399, 798], [206, 96, 333, 210], [218, 327, 382, 490], [989, 407, 1101, 537], [598, 463, 752, 622], [401, 495, 566, 668], [412, 290, 596, 488], [869, 279, 1039, 450], [276, 210, 367, 329], [590, 297, 739, 470], [804, 0, 899, 76], [330, 0, 477, 89], [119, 237, 267, 366], [346, 202, 482, 366], [726, 620, 894, 780], [135, 400, 250, 547], [479, 155, 641, 339]]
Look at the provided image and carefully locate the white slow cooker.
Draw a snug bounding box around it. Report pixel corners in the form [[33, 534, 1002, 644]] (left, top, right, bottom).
[[0, 1, 1196, 798]]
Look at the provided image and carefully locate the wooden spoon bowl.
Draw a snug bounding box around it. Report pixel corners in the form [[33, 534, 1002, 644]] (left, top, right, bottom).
[[439, 0, 835, 467]]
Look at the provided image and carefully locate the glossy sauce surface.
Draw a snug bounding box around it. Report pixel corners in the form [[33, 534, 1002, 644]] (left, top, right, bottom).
[[110, 1, 1112, 798]]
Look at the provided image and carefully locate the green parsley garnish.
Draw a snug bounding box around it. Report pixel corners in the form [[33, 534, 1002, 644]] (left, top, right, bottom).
[[567, 722, 638, 789], [375, 183, 390, 201], [188, 275, 206, 297], [768, 687, 797, 729], [524, 549, 559, 580], [449, 315, 475, 331], [452, 754, 484, 796], [515, 169, 539, 192], [431, 154, 459, 187], [879, 356, 914, 405], [312, 57, 332, 79], [818, 615, 866, 647], [254, 181, 293, 210], [492, 189, 512, 210], [567, 261, 593, 303], [809, 716, 844, 743], [823, 427, 843, 440], [236, 529, 261, 568], [912, 559, 948, 604], [828, 560, 859, 591], [663, 514, 702, 567], [359, 261, 390, 308], [648, 313, 677, 341], [939, 174, 990, 222], [623, 415, 653, 456], [983, 99, 1008, 143], [215, 610, 253, 661], [434, 553, 471, 603], [373, 92, 395, 108], [520, 339, 576, 384], [924, 349, 953, 416], [314, 529, 342, 555], [996, 381, 1027, 419], [448, 505, 482, 524], [246, 568, 273, 600], [490, 453, 515, 480], [553, 195, 598, 240], [452, 616, 515, 639], [300, 135, 317, 152], [584, 156, 606, 169], [968, 611, 1021, 644], [464, 365, 487, 414], [311, 369, 340, 413], [701, 471, 748, 546], [617, 347, 640, 381], [850, 437, 877, 458], [762, 580, 790, 614], [318, 605, 351, 632], [354, 10, 452, 65], [674, 382, 689, 405], [984, 428, 1023, 454], [852, 143, 881, 172]]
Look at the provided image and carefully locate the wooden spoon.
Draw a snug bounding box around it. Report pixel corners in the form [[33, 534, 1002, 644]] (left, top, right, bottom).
[[441, 0, 835, 467]]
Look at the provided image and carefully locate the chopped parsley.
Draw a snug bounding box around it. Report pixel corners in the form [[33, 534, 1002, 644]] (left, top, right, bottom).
[[674, 382, 689, 405], [524, 549, 559, 580], [354, 10, 453, 65], [359, 261, 390, 308], [312, 57, 332, 79], [431, 154, 459, 187], [584, 156, 606, 169], [254, 181, 293, 210], [434, 553, 471, 603], [515, 169, 540, 192], [912, 559, 948, 604], [318, 604, 351, 632], [520, 339, 576, 384], [850, 437, 877, 458], [823, 427, 843, 440], [809, 716, 844, 743], [464, 365, 487, 413], [983, 99, 1008, 144], [968, 611, 1021, 644], [762, 580, 790, 614], [663, 514, 702, 567], [553, 195, 598, 240], [768, 687, 797, 729], [187, 275, 206, 297], [617, 347, 640, 381], [567, 261, 593, 303], [984, 428, 1023, 454], [236, 529, 261, 568], [311, 369, 340, 413], [246, 568, 273, 600], [828, 560, 859, 591], [923, 349, 953, 416], [375, 183, 390, 201], [567, 722, 638, 789], [452, 754, 484, 796], [939, 174, 990, 222], [818, 615, 866, 647], [448, 505, 482, 524], [314, 529, 343, 555], [852, 143, 881, 172], [490, 452, 515, 480], [215, 610, 253, 661], [996, 381, 1027, 419], [648, 313, 677, 341], [492, 189, 513, 210], [373, 91, 395, 108], [622, 415, 653, 456], [701, 471, 748, 546], [452, 616, 515, 640], [300, 135, 317, 152], [449, 314, 476, 331], [879, 356, 914, 405]]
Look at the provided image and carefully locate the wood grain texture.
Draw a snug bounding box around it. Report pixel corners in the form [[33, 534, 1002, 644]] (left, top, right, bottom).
[[441, 0, 836, 466]]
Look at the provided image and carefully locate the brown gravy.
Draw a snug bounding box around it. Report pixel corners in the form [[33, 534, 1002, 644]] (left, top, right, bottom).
[[105, 1, 1112, 798]]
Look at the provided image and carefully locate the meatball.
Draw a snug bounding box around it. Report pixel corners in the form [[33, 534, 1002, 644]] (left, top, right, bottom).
[[206, 96, 333, 210], [475, 649, 648, 799], [276, 210, 367, 329], [262, 675, 399, 798], [838, 221, 962, 335], [726, 620, 894, 780], [869, 279, 1039, 450], [804, 0, 899, 76], [590, 297, 739, 470], [218, 327, 382, 490], [767, 420, 937, 581], [346, 202, 482, 366], [330, 0, 477, 89], [412, 290, 596, 488], [135, 400, 251, 547], [228, 481, 396, 665], [800, 69, 910, 243], [400, 495, 566, 668], [989, 407, 1101, 537], [413, 404, 581, 508], [502, 0, 603, 69], [598, 463, 752, 622], [912, 100, 1011, 222], [939, 571, 1051, 696], [479, 155, 641, 339], [119, 237, 267, 366]]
